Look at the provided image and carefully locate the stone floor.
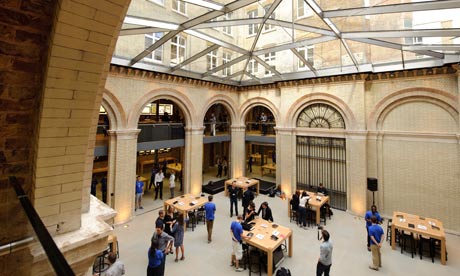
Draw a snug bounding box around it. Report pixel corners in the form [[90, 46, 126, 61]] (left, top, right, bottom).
[[112, 188, 460, 276]]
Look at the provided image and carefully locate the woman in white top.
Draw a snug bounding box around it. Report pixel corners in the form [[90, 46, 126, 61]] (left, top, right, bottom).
[[169, 171, 176, 198], [298, 191, 309, 228]]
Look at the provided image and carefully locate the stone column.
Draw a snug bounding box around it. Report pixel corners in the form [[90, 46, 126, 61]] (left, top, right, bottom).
[[230, 125, 246, 178], [346, 131, 368, 216], [184, 126, 204, 195], [107, 129, 140, 224], [276, 127, 295, 195]]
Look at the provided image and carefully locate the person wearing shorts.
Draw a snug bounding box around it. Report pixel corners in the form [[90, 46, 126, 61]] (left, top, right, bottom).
[[230, 215, 244, 272]]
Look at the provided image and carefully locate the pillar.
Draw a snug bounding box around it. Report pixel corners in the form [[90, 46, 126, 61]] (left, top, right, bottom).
[[346, 131, 368, 216], [230, 125, 246, 177], [276, 127, 295, 196], [184, 126, 204, 195], [107, 129, 140, 224]]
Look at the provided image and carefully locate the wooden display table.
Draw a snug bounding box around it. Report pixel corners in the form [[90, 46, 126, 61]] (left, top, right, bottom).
[[164, 193, 207, 230], [92, 166, 108, 174], [261, 163, 276, 176], [250, 153, 265, 164], [166, 163, 182, 172], [138, 156, 175, 174], [243, 218, 293, 276], [224, 177, 260, 196], [391, 211, 447, 265], [287, 191, 329, 225]]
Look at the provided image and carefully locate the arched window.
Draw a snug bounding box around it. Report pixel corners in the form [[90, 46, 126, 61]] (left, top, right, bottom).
[[297, 103, 345, 129]]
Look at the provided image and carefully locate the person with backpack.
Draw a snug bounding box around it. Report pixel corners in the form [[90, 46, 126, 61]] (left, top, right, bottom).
[[316, 230, 333, 276], [147, 240, 164, 276]]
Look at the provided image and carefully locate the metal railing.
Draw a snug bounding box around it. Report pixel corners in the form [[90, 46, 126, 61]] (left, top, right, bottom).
[[7, 176, 75, 275]]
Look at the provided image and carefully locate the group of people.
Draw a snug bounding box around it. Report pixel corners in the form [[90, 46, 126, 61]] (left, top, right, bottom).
[[227, 181, 274, 223], [134, 163, 180, 212], [216, 156, 228, 178], [312, 203, 384, 276], [290, 183, 333, 228], [148, 208, 185, 275], [91, 174, 107, 203]]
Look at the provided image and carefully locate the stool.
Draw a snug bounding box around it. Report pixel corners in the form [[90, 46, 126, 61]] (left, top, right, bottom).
[[92, 247, 111, 275], [400, 231, 416, 258], [289, 209, 298, 224]]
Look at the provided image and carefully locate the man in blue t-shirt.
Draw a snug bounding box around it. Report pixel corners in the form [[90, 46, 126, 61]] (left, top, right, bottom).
[[364, 205, 382, 250], [135, 176, 144, 211], [368, 216, 385, 271], [230, 215, 244, 272], [204, 195, 216, 243]]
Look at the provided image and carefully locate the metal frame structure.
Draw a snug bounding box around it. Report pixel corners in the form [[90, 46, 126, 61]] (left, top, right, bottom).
[[114, 0, 460, 86]]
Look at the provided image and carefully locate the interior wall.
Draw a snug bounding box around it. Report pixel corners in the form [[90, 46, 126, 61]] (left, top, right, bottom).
[[378, 100, 459, 230]]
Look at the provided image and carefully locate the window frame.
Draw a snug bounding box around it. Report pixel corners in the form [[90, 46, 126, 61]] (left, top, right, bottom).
[[144, 32, 164, 62], [172, 0, 187, 16], [247, 9, 259, 36], [171, 34, 186, 65]]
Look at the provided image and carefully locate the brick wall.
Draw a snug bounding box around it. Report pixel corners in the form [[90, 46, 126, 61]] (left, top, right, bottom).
[[0, 0, 57, 244]]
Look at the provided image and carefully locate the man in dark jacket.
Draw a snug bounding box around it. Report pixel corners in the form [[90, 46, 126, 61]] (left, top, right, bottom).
[[242, 186, 254, 216]]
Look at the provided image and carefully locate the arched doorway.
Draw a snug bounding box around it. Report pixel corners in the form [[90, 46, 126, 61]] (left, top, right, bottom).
[[136, 99, 186, 211], [296, 103, 347, 210], [245, 105, 276, 182], [203, 103, 231, 181]]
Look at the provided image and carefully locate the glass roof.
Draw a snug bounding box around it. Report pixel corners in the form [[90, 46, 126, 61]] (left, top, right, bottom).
[[112, 0, 460, 86]]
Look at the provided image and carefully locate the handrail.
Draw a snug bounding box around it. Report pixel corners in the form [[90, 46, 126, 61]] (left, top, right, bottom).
[[9, 176, 75, 276]]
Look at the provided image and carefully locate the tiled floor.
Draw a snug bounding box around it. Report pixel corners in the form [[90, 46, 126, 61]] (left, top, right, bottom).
[[112, 187, 460, 276]]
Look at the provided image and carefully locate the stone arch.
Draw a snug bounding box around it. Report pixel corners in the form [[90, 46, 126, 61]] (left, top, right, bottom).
[[286, 93, 357, 129], [201, 94, 238, 126], [368, 87, 458, 131], [126, 88, 196, 129], [239, 97, 280, 126], [102, 89, 127, 130]]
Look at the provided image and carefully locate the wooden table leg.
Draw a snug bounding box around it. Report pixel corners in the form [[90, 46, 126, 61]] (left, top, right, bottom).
[[316, 208, 320, 225], [441, 237, 446, 265], [256, 182, 259, 195], [267, 250, 273, 276], [391, 224, 396, 250], [288, 234, 293, 257]]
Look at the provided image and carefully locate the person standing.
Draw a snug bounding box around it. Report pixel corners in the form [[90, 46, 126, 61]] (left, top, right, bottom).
[[228, 181, 239, 217], [216, 158, 223, 178], [163, 207, 175, 236], [135, 176, 144, 211], [248, 156, 253, 173], [156, 210, 165, 228], [154, 170, 165, 200], [169, 170, 176, 198], [171, 213, 185, 262], [210, 113, 217, 136], [91, 175, 98, 197], [365, 205, 382, 251], [230, 215, 244, 272], [316, 230, 333, 276], [298, 191, 309, 228], [257, 202, 274, 222], [151, 221, 174, 275], [101, 175, 107, 203], [147, 240, 164, 276], [204, 195, 216, 243], [149, 164, 159, 190], [242, 186, 254, 216], [222, 156, 228, 176], [260, 112, 267, 135], [104, 252, 125, 276], [368, 216, 385, 271]]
